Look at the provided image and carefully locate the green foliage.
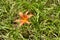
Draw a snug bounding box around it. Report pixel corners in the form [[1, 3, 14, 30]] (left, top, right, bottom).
[[0, 0, 60, 40]]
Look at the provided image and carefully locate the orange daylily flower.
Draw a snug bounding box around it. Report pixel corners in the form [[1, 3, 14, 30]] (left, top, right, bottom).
[[15, 11, 33, 26]]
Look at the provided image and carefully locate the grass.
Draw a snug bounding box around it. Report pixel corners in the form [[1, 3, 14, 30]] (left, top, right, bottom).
[[0, 0, 60, 40]]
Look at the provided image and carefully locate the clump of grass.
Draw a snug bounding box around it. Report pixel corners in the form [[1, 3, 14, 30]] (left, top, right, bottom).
[[0, 0, 60, 40]]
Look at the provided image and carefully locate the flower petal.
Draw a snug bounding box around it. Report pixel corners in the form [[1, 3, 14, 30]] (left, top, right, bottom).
[[14, 19, 20, 22], [19, 12, 23, 18], [25, 11, 29, 15], [26, 21, 31, 24], [19, 22, 24, 26], [20, 20, 25, 26], [28, 14, 33, 18]]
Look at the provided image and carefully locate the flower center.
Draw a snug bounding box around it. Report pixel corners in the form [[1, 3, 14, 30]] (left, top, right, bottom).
[[22, 15, 28, 19]]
